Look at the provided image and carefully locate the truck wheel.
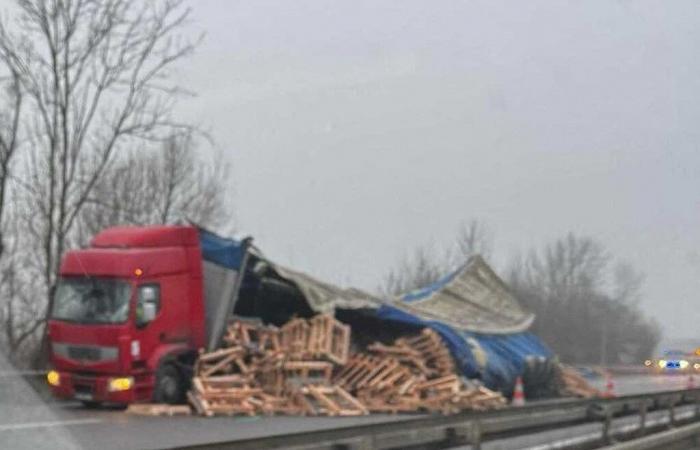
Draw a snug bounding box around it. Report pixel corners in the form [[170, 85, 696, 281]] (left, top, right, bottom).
[[153, 363, 183, 404], [81, 400, 102, 408]]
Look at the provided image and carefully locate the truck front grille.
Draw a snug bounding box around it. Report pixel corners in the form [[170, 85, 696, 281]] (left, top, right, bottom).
[[52, 343, 118, 362], [73, 383, 93, 396]]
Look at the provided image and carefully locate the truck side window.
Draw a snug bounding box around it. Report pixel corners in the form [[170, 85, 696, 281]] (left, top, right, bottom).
[[136, 284, 160, 327]]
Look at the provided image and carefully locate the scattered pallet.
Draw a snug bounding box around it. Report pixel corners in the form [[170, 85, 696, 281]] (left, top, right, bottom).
[[295, 385, 368, 416], [126, 403, 191, 416], [188, 314, 506, 417], [559, 365, 601, 398]]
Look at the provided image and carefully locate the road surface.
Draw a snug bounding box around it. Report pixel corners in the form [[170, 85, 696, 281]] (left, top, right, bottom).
[[0, 366, 696, 450]]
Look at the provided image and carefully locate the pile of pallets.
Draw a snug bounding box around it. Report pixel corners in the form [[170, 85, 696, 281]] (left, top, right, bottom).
[[334, 329, 506, 414], [188, 315, 364, 416], [188, 315, 506, 416]]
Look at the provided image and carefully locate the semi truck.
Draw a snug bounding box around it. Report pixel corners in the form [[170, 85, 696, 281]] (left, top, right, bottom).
[[46, 224, 553, 406], [46, 225, 252, 405]]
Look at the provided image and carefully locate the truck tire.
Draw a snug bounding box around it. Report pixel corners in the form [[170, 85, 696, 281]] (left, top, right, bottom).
[[81, 400, 102, 408], [153, 363, 184, 404]]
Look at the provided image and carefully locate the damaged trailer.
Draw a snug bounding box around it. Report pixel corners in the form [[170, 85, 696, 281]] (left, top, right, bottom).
[[202, 229, 558, 399]]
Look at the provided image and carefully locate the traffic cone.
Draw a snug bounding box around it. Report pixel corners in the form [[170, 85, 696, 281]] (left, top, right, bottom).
[[603, 372, 616, 398], [687, 374, 695, 390], [512, 376, 525, 406]]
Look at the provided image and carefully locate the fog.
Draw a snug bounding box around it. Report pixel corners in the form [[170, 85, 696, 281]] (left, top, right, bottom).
[[3, 0, 696, 340], [168, 0, 700, 340]]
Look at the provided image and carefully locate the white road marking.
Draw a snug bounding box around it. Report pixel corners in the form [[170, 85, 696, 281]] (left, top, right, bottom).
[[0, 418, 101, 431]]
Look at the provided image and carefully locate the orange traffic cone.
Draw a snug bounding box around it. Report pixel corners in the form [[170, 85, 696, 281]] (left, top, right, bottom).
[[603, 373, 616, 398], [512, 376, 525, 406], [687, 374, 695, 390]]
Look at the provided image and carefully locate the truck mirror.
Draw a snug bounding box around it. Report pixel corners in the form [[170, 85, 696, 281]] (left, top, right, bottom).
[[136, 284, 160, 327]]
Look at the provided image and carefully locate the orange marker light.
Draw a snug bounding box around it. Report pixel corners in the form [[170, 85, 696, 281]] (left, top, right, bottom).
[[134, 268, 143, 277]]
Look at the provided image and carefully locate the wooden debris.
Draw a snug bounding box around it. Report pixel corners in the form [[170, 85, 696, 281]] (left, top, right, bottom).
[[308, 314, 351, 365], [558, 365, 602, 398], [127, 403, 191, 416], [188, 315, 506, 417], [334, 332, 506, 413], [296, 385, 368, 416], [280, 318, 310, 357]]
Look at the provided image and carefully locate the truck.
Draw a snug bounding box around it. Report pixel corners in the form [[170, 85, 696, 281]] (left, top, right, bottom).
[[46, 224, 554, 406], [46, 225, 252, 405]]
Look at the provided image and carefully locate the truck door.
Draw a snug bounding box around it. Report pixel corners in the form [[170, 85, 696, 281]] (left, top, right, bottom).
[[132, 283, 163, 367]]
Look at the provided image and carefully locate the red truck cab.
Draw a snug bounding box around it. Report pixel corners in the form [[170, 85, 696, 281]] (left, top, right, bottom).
[[47, 226, 210, 405]]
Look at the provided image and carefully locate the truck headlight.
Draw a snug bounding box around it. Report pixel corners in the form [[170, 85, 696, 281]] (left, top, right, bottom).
[[47, 370, 60, 387], [108, 377, 134, 392]]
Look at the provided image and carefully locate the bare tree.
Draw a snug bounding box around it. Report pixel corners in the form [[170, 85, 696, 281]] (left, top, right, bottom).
[[508, 234, 659, 365], [382, 220, 494, 296], [382, 245, 447, 296], [612, 261, 645, 304], [455, 219, 492, 261], [77, 132, 232, 241], [0, 0, 199, 363], [0, 204, 45, 360], [519, 233, 608, 300], [0, 70, 22, 259]]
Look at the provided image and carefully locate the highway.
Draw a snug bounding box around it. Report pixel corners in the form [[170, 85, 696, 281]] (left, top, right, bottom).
[[0, 363, 697, 450]]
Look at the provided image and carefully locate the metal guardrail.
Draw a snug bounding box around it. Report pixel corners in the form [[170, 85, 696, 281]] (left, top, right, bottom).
[[602, 421, 700, 450], [174, 388, 700, 450]]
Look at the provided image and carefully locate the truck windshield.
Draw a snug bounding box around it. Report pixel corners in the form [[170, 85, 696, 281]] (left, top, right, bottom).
[[52, 277, 132, 324]]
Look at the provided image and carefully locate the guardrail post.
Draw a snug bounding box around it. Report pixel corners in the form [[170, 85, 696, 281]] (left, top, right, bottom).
[[467, 421, 482, 450], [602, 407, 613, 445], [638, 400, 647, 437], [669, 396, 677, 428]]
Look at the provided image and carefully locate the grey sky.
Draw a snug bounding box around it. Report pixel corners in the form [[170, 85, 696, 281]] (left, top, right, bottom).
[[171, 0, 700, 339], [1, 0, 693, 339]]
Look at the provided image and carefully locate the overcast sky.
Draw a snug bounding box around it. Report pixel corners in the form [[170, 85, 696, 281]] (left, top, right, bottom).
[[169, 0, 700, 340]]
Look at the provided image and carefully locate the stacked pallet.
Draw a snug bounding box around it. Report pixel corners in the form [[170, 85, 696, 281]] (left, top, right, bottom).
[[334, 329, 506, 414], [189, 315, 364, 416], [188, 315, 506, 416], [558, 365, 601, 398]]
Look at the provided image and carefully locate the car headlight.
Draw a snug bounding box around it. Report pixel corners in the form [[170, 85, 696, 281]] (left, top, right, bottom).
[[680, 360, 689, 369], [47, 370, 60, 387], [108, 377, 134, 392], [658, 360, 667, 368]]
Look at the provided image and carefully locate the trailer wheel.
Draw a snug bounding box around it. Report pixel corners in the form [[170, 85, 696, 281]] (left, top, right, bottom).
[[153, 363, 184, 404]]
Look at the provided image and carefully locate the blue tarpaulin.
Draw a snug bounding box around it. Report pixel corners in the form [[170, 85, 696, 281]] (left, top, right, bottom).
[[375, 304, 551, 390], [199, 228, 246, 269]]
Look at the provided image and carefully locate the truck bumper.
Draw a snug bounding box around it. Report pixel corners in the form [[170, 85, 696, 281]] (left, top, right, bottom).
[[49, 371, 154, 404]]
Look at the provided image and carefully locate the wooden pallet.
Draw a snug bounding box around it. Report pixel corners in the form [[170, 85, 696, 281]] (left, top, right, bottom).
[[280, 318, 311, 357], [559, 365, 601, 398], [126, 403, 191, 416], [307, 314, 351, 365], [225, 321, 282, 354], [194, 346, 248, 377], [189, 316, 506, 417], [295, 385, 368, 416]]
